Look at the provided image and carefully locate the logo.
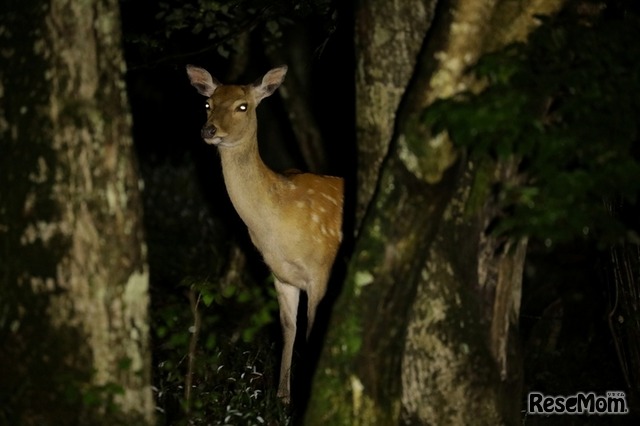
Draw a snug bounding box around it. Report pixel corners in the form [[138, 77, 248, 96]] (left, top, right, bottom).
[[527, 391, 628, 415]]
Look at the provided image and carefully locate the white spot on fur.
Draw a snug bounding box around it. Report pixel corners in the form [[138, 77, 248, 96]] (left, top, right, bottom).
[[320, 193, 339, 206]]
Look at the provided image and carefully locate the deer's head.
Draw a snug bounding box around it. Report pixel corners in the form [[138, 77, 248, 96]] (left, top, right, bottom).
[[186, 65, 288, 148]]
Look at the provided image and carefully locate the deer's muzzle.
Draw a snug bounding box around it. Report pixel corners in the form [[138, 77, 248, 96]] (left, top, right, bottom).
[[201, 125, 217, 140]]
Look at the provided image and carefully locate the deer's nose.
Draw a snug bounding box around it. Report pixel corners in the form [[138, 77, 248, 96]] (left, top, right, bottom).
[[201, 125, 217, 139]]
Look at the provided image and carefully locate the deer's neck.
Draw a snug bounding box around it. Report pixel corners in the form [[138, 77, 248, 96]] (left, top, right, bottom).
[[218, 136, 282, 232]]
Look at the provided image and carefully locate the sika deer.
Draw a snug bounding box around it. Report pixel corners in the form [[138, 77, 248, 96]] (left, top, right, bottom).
[[186, 64, 343, 403]]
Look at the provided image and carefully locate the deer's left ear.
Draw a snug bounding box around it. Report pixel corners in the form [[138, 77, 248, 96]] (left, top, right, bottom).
[[253, 65, 287, 104]]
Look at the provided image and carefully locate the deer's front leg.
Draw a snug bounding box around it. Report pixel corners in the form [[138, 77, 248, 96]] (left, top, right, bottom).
[[274, 278, 300, 404]]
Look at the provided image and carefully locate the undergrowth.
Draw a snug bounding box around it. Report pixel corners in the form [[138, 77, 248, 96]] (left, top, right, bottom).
[[152, 282, 290, 426]]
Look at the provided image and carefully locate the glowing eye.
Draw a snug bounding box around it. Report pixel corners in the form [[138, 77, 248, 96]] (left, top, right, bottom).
[[236, 103, 248, 112], [205, 102, 210, 110]]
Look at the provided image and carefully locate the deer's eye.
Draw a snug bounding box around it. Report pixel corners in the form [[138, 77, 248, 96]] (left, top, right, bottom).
[[205, 102, 211, 110], [236, 103, 248, 112]]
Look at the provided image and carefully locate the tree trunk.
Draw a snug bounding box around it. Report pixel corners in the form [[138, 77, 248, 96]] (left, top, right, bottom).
[[353, 0, 436, 229], [400, 161, 528, 424], [0, 1, 153, 424], [305, 0, 565, 424]]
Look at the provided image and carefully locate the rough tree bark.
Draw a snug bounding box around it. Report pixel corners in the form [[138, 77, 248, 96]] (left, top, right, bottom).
[[0, 1, 153, 424], [305, 0, 565, 424], [353, 0, 436, 229]]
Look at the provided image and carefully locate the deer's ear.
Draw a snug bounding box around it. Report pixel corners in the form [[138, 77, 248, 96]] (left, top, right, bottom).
[[253, 65, 287, 104], [186, 65, 220, 97]]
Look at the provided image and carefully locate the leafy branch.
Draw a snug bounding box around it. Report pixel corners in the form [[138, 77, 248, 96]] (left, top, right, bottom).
[[425, 2, 640, 245]]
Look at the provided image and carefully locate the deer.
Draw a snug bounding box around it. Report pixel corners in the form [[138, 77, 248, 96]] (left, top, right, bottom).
[[186, 64, 344, 404]]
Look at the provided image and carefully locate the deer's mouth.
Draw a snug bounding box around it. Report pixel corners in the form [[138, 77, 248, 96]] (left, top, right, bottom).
[[204, 136, 222, 145], [205, 136, 239, 148]]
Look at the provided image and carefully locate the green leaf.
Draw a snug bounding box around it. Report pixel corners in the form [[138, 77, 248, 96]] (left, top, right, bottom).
[[202, 291, 215, 307]]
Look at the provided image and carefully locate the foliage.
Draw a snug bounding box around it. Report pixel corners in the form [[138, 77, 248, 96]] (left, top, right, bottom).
[[425, 1, 640, 246], [153, 277, 283, 425], [189, 275, 280, 345], [121, 0, 336, 67]]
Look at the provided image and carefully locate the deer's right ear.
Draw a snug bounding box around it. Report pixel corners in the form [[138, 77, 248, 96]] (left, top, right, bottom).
[[186, 65, 220, 97]]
